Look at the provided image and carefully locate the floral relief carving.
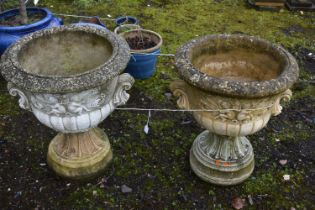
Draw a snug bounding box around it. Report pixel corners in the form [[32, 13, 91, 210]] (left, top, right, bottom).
[[7, 75, 135, 118], [170, 80, 290, 124], [199, 94, 278, 123], [27, 75, 134, 117], [29, 88, 106, 117]]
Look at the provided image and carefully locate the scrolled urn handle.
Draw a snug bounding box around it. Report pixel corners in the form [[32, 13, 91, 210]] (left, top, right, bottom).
[[7, 83, 31, 111], [271, 89, 292, 116], [170, 80, 190, 110], [113, 73, 135, 107]]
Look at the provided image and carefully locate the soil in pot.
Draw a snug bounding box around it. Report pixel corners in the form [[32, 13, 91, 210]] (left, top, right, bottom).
[[0, 11, 45, 26], [126, 35, 156, 50]]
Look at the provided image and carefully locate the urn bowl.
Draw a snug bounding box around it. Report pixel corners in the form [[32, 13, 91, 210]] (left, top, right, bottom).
[[1, 25, 132, 133], [174, 34, 299, 137]]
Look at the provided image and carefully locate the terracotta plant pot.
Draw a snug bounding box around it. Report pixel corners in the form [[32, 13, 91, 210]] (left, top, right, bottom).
[[170, 34, 299, 185], [0, 25, 134, 179]]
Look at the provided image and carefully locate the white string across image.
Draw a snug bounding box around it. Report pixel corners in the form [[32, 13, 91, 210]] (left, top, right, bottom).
[[53, 13, 116, 21], [131, 52, 175, 57], [116, 105, 275, 134], [116, 104, 274, 112], [130, 52, 174, 61]]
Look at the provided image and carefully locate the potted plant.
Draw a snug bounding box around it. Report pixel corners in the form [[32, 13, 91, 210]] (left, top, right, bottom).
[[0, 0, 62, 55], [120, 28, 163, 79]]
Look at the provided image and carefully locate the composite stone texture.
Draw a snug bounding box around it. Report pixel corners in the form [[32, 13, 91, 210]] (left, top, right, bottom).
[[171, 34, 299, 185], [1, 25, 131, 93], [0, 25, 134, 179], [175, 34, 299, 98]]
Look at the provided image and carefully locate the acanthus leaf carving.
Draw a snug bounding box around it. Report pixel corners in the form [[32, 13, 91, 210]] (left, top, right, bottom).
[[271, 89, 292, 116], [170, 80, 190, 110], [28, 83, 116, 117], [7, 83, 31, 111], [113, 73, 135, 107], [173, 89, 190, 110], [199, 93, 276, 123], [198, 131, 250, 161]]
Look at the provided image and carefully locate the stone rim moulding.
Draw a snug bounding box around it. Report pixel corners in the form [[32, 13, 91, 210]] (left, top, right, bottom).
[[1, 25, 130, 93], [175, 34, 299, 98]]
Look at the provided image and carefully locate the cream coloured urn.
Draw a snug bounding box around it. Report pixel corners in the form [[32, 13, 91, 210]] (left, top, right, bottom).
[[0, 25, 134, 179], [170, 34, 299, 185]]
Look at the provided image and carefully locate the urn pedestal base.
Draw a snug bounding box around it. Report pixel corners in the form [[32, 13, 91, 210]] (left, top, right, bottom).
[[190, 131, 254, 186], [47, 128, 112, 179]]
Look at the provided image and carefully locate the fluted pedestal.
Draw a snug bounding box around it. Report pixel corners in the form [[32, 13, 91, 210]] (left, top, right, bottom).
[[190, 131, 254, 185], [47, 128, 112, 179]]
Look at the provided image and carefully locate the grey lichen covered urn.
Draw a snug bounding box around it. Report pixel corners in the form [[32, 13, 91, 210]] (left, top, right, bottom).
[[170, 34, 299, 185], [0, 25, 134, 179]]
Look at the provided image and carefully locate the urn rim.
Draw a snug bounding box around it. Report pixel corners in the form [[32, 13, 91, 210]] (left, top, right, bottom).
[[175, 34, 299, 98], [0, 25, 131, 93]]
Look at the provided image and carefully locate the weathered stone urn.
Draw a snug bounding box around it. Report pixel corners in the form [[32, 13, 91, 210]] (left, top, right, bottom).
[[170, 34, 299, 185], [0, 25, 134, 179]]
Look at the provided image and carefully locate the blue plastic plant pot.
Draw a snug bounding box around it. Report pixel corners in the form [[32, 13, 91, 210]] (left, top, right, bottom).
[[115, 16, 139, 26], [126, 48, 161, 79], [121, 29, 163, 79], [0, 7, 63, 55]]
